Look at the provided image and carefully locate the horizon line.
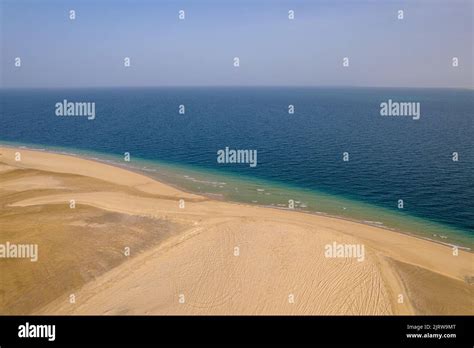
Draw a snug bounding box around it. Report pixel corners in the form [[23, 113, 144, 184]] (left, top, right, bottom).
[[1, 85, 473, 90]]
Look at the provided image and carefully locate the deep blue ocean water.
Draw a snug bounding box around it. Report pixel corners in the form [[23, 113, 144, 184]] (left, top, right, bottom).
[[1, 87, 473, 245]]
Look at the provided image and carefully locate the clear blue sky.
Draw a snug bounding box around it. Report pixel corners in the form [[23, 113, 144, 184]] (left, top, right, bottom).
[[1, 0, 472, 88]]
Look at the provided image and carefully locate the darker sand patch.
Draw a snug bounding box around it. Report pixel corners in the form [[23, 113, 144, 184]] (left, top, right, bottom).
[[0, 203, 184, 314], [391, 258, 474, 315], [0, 168, 187, 314]]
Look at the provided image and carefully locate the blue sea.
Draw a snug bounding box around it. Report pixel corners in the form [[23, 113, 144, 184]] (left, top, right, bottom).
[[1, 87, 473, 248]]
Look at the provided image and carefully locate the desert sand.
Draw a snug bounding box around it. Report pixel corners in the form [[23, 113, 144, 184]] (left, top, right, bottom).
[[0, 146, 472, 315]]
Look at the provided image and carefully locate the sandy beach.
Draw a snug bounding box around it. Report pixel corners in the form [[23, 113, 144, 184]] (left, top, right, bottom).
[[0, 146, 472, 315]]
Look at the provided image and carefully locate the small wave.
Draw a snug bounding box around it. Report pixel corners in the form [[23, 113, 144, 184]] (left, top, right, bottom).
[[203, 192, 224, 199], [364, 220, 384, 226], [183, 176, 226, 186], [141, 167, 158, 172]]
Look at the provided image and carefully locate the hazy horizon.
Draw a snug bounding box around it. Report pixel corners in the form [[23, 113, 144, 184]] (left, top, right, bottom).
[[1, 84, 473, 90], [1, 0, 473, 89]]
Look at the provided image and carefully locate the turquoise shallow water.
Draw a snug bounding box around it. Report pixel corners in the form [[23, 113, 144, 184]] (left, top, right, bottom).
[[1, 140, 473, 250], [1, 87, 473, 249]]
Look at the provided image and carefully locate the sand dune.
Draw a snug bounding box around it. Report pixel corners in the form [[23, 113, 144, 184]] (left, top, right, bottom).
[[0, 147, 472, 315]]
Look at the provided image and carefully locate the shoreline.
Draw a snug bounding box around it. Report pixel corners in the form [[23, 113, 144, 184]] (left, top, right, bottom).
[[1, 145, 473, 315], [1, 142, 471, 252]]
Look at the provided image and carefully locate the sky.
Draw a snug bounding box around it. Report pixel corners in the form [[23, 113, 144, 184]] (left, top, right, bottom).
[[1, 0, 472, 88]]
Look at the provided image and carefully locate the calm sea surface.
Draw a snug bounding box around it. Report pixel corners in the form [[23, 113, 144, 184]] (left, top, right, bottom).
[[1, 87, 473, 248]]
